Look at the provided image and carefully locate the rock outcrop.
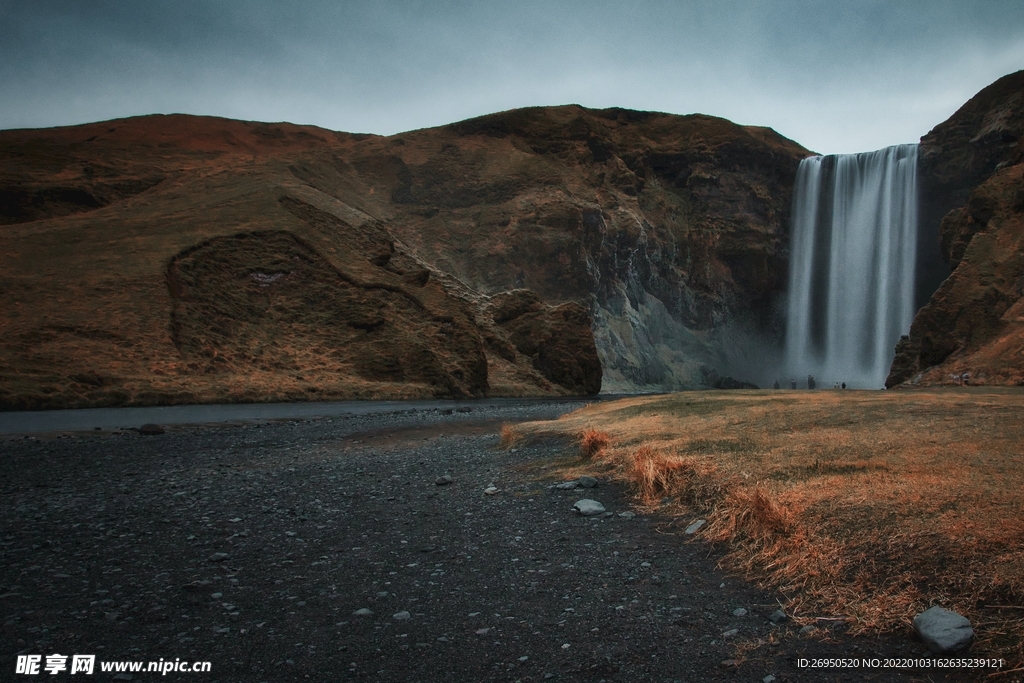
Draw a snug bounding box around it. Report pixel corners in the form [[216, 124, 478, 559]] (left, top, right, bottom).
[[888, 70, 1024, 387], [0, 107, 808, 407]]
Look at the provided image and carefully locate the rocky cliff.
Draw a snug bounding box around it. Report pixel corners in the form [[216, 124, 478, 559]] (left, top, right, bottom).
[[888, 70, 1024, 387], [0, 108, 809, 408]]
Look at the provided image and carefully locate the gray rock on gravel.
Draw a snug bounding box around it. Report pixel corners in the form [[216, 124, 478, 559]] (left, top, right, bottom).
[[617, 511, 636, 519], [577, 476, 598, 488], [352, 608, 373, 617], [685, 519, 706, 534], [769, 609, 788, 624], [913, 606, 974, 653], [393, 611, 411, 620], [733, 607, 747, 617], [552, 481, 578, 490], [573, 499, 605, 516], [435, 475, 454, 486], [208, 552, 230, 562]]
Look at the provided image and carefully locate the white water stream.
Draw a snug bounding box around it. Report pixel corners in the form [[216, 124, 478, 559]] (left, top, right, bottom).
[[784, 144, 919, 389]]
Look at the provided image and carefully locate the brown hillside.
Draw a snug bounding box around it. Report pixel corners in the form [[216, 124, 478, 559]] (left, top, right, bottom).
[[0, 108, 809, 408]]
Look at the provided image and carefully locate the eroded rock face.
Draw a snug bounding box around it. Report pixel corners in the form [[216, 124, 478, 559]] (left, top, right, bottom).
[[489, 290, 602, 395], [167, 230, 489, 398], [888, 71, 1024, 387]]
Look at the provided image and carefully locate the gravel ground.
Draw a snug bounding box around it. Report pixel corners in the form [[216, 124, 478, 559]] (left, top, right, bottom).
[[1, 402, 981, 682]]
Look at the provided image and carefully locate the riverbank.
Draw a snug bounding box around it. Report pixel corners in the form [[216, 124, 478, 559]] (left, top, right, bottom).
[[1, 400, 993, 681]]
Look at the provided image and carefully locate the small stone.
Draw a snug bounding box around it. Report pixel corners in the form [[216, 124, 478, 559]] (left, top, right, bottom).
[[210, 592, 223, 599], [685, 519, 706, 535], [799, 624, 815, 635], [617, 511, 636, 519], [764, 676, 777, 683], [722, 628, 738, 638], [518, 656, 529, 662], [720, 659, 738, 668], [769, 609, 788, 624], [138, 423, 164, 435], [208, 553, 230, 562], [393, 611, 411, 620], [352, 608, 374, 617], [435, 475, 454, 486], [573, 499, 606, 516], [577, 476, 598, 488], [376, 591, 389, 598], [561, 643, 570, 649], [733, 607, 747, 617], [483, 486, 499, 495], [913, 606, 974, 654], [475, 627, 491, 635], [553, 481, 578, 490]]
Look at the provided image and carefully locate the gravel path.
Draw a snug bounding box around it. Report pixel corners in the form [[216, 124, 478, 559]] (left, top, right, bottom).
[[1, 402, 973, 682]]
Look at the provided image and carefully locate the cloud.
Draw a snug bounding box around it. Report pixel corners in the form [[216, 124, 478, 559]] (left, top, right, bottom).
[[2, 0, 1022, 153]]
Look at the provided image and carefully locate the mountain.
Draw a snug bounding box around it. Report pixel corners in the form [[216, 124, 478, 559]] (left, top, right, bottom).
[[888, 70, 1024, 387], [0, 107, 809, 408]]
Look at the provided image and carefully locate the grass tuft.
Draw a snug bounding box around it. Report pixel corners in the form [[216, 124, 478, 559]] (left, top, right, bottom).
[[625, 445, 729, 508], [578, 428, 611, 459], [499, 424, 521, 450], [706, 487, 796, 543]]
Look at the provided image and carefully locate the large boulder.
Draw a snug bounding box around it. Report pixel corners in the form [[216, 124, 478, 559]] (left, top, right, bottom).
[[912, 606, 974, 654]]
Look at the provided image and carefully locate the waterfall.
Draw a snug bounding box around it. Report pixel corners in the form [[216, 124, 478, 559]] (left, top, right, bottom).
[[784, 144, 919, 389]]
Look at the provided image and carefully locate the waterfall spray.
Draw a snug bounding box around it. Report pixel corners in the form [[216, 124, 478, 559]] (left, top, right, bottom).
[[784, 144, 919, 389]]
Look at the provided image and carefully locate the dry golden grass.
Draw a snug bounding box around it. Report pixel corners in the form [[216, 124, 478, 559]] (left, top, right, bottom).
[[516, 388, 1024, 663], [578, 427, 611, 459], [499, 424, 522, 450]]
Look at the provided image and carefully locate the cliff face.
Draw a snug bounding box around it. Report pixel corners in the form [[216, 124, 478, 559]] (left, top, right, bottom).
[[888, 70, 1024, 387], [0, 108, 808, 408], [330, 107, 810, 391]]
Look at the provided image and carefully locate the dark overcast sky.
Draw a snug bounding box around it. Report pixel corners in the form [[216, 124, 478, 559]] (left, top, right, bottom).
[[2, 1, 1023, 154]]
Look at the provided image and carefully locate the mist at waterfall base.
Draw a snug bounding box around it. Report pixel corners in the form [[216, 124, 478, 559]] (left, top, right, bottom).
[[782, 144, 920, 390]]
